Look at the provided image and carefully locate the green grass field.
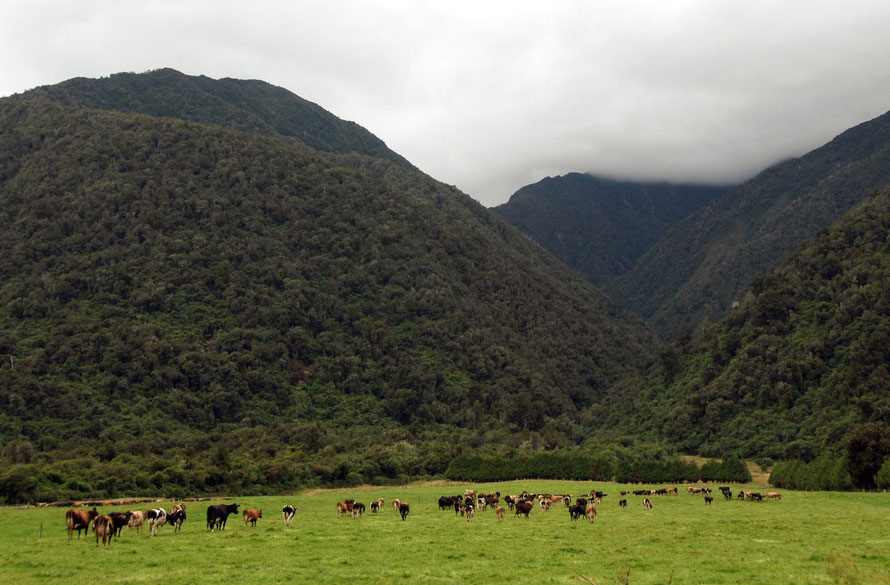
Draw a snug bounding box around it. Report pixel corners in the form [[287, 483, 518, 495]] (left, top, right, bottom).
[[1, 481, 888, 585]]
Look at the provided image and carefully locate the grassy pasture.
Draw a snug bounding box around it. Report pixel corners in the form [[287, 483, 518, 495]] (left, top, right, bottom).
[[1, 481, 888, 585]]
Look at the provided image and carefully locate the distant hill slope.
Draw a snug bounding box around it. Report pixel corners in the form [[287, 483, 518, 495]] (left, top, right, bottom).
[[604, 109, 890, 338], [0, 91, 655, 500], [597, 187, 890, 460], [492, 173, 726, 286], [14, 68, 414, 168]]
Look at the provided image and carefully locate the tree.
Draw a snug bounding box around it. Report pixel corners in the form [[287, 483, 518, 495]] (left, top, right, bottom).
[[845, 422, 890, 489]]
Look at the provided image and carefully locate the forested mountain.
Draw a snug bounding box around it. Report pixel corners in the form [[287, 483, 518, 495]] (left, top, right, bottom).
[[0, 74, 656, 501], [596, 188, 890, 461], [604, 109, 890, 338], [492, 173, 726, 286]]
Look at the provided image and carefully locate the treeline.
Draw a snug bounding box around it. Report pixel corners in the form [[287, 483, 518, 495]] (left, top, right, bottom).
[[444, 452, 751, 484]]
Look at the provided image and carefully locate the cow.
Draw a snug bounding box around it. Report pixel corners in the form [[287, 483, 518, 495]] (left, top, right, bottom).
[[337, 502, 350, 518], [243, 509, 262, 527], [515, 500, 533, 518], [282, 505, 296, 525], [477, 497, 487, 512], [147, 508, 167, 536], [66, 507, 98, 540], [351, 503, 365, 519], [399, 502, 410, 521], [539, 499, 551, 511], [127, 510, 145, 534], [108, 511, 132, 538], [495, 506, 505, 521], [642, 498, 652, 509], [723, 489, 733, 500], [765, 492, 781, 500], [207, 503, 239, 531], [704, 496, 713, 505], [392, 499, 401, 513], [665, 487, 678, 495], [585, 505, 597, 523], [93, 515, 115, 546], [438, 496, 455, 511], [370, 502, 380, 515], [618, 499, 627, 508], [569, 504, 585, 521], [465, 504, 475, 522], [504, 495, 517, 511], [168, 508, 186, 532], [376, 498, 386, 510]]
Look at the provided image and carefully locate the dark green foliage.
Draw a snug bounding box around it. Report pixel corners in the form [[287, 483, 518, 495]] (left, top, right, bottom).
[[769, 457, 852, 491], [598, 188, 890, 475], [606, 109, 890, 338], [845, 422, 890, 489], [493, 173, 725, 287], [0, 77, 655, 502]]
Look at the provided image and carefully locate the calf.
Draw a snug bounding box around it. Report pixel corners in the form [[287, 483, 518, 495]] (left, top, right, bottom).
[[495, 506, 505, 521], [618, 499, 627, 508], [515, 500, 533, 518], [765, 492, 781, 500], [243, 508, 262, 527], [127, 510, 145, 533], [585, 505, 597, 523], [93, 515, 115, 546], [108, 511, 132, 538], [66, 507, 98, 540], [370, 502, 380, 515], [465, 504, 475, 522], [168, 508, 186, 532], [642, 498, 652, 509], [399, 502, 410, 521], [207, 503, 239, 531], [282, 505, 296, 525], [147, 508, 167, 536]]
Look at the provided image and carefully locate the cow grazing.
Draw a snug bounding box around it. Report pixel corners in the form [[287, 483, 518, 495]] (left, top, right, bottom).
[[619, 499, 627, 508], [370, 502, 380, 515], [765, 492, 781, 500], [207, 503, 239, 531], [438, 496, 454, 511], [704, 496, 713, 505], [495, 506, 505, 521], [108, 511, 132, 538], [93, 515, 115, 546], [642, 498, 652, 509], [515, 500, 534, 518], [282, 505, 296, 525], [377, 498, 386, 510], [147, 508, 167, 536], [66, 507, 98, 540], [127, 510, 145, 533], [351, 503, 366, 519], [399, 502, 410, 521], [243, 509, 262, 527], [585, 505, 597, 523], [723, 489, 733, 500]]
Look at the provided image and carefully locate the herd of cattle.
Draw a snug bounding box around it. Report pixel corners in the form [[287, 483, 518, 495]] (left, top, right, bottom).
[[65, 485, 782, 545]]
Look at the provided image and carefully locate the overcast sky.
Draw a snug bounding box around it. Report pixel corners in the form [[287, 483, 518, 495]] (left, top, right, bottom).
[[4, 1, 890, 207]]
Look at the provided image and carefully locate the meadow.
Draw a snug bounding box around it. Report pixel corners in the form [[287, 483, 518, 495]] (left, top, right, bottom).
[[0, 480, 888, 585]]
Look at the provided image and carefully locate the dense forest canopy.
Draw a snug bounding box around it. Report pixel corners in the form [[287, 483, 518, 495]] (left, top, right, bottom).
[[0, 92, 654, 501]]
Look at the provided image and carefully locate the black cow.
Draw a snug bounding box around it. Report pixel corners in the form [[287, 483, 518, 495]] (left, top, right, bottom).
[[515, 500, 533, 518], [438, 496, 454, 511], [399, 502, 410, 521], [704, 496, 713, 505], [168, 508, 186, 531], [568, 504, 585, 521], [618, 499, 627, 508], [207, 503, 239, 531], [108, 512, 132, 538]]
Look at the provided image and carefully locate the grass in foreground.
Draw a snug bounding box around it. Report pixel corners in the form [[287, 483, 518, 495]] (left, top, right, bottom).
[[1, 481, 888, 585]]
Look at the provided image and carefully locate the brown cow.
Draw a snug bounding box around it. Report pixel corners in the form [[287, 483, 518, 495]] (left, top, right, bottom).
[[585, 505, 597, 523], [765, 492, 782, 500], [337, 502, 350, 518], [93, 515, 114, 546], [243, 509, 262, 526], [66, 507, 98, 540], [495, 506, 505, 521], [127, 510, 145, 533], [392, 499, 401, 513]]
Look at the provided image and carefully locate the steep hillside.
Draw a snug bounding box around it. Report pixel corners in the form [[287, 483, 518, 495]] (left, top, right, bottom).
[[605, 109, 890, 338], [0, 95, 655, 501], [597, 188, 890, 460], [492, 173, 725, 286], [15, 68, 413, 167]]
